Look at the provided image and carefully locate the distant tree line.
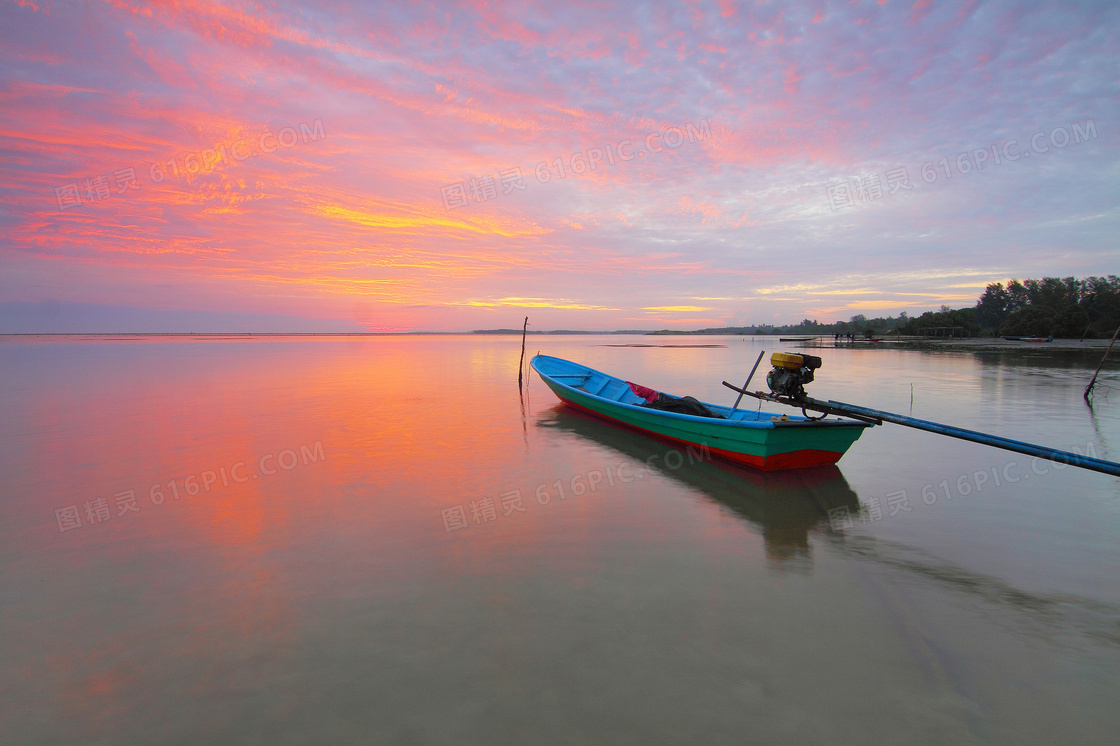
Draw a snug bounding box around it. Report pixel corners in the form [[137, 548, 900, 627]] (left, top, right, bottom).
[[971, 276, 1120, 338], [664, 314, 911, 338], [492, 276, 1120, 339], [892, 276, 1120, 338], [898, 306, 980, 337], [722, 276, 1119, 339]]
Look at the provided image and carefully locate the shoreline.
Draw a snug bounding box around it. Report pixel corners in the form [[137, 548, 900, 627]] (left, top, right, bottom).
[[788, 336, 1117, 352]]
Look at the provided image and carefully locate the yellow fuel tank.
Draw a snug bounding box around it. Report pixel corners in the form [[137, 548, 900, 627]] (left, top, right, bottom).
[[771, 352, 805, 370]]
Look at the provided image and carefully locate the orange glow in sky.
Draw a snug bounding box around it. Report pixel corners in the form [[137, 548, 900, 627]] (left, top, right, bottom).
[[1, 0, 1116, 331]]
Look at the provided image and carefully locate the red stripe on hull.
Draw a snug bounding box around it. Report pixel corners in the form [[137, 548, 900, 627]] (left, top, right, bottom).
[[556, 396, 843, 472]]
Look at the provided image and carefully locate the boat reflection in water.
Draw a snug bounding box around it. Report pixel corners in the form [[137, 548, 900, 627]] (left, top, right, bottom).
[[535, 404, 862, 564]]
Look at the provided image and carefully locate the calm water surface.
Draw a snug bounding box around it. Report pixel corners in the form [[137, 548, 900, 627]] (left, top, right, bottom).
[[1, 335, 1118, 744]]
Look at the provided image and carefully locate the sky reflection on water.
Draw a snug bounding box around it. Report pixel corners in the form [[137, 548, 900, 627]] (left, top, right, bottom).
[[1, 335, 1118, 743]]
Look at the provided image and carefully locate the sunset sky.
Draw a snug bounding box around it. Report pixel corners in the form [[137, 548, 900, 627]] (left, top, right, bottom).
[[1, 0, 1117, 332]]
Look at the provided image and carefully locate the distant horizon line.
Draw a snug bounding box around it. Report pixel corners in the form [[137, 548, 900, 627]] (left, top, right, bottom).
[[0, 329, 787, 337]]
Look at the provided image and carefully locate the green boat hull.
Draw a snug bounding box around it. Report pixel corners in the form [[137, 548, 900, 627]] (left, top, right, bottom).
[[531, 354, 870, 471]]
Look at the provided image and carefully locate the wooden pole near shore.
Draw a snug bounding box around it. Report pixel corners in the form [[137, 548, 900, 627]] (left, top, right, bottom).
[[1084, 326, 1119, 403], [518, 316, 529, 394]]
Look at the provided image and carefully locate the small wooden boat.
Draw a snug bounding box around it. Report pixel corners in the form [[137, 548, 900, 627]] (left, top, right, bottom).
[[1002, 336, 1052, 342], [531, 354, 872, 471]]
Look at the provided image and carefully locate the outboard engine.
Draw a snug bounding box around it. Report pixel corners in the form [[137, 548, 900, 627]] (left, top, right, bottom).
[[766, 352, 822, 399]]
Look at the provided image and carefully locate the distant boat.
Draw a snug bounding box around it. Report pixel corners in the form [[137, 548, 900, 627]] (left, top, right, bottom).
[[778, 336, 816, 341], [530, 354, 872, 471], [1002, 336, 1053, 342]]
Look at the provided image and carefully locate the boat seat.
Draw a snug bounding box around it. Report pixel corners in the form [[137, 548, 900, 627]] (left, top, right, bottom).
[[596, 379, 629, 400], [588, 378, 612, 396]]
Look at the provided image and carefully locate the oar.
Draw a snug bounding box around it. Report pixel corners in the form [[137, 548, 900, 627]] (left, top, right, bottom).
[[731, 350, 766, 412]]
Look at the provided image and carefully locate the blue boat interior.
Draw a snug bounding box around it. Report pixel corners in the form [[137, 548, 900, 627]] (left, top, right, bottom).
[[532, 354, 780, 423]]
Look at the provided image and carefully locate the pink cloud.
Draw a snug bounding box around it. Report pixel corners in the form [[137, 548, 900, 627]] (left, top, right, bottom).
[[908, 0, 933, 26], [0, 0, 1114, 330]]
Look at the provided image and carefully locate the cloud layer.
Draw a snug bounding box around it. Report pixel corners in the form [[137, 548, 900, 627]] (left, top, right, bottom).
[[1, 0, 1117, 331]]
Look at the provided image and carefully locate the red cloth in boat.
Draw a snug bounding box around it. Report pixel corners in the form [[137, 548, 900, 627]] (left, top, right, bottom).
[[626, 381, 660, 403]]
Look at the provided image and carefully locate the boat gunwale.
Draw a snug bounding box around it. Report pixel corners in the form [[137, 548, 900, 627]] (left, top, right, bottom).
[[530, 354, 871, 431]]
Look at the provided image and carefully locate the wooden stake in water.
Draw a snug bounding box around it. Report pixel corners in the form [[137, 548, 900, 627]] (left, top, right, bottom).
[[1085, 326, 1119, 403], [732, 350, 766, 412], [518, 316, 529, 394]]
